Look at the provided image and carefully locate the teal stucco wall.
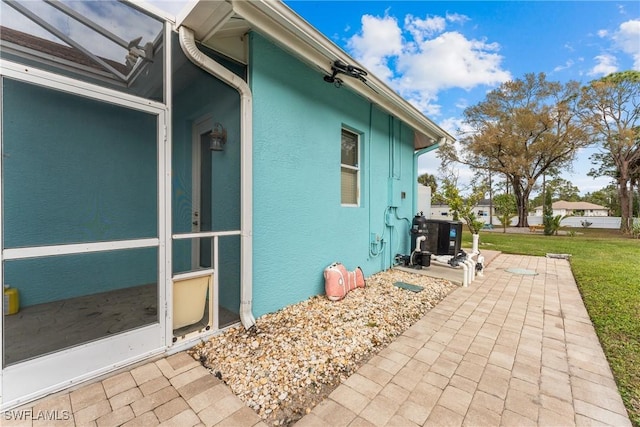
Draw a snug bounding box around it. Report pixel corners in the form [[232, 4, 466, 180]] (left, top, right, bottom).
[[249, 33, 416, 318]]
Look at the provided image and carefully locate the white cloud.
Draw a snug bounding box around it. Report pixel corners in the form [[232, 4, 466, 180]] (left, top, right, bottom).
[[396, 31, 510, 94], [454, 98, 469, 110], [404, 15, 446, 42], [553, 59, 575, 72], [618, 4, 627, 15], [588, 54, 619, 76], [346, 14, 403, 81], [612, 19, 640, 69], [346, 13, 511, 118], [445, 12, 470, 25], [438, 116, 467, 137]]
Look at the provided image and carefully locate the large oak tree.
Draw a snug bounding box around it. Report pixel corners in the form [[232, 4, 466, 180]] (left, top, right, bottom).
[[579, 71, 640, 234], [440, 73, 589, 227]]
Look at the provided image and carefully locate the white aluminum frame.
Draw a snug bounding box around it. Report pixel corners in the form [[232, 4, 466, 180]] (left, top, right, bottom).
[[340, 127, 361, 207], [0, 50, 170, 409], [172, 230, 242, 342]]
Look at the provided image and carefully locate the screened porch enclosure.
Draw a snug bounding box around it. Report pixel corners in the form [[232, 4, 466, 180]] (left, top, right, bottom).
[[1, 72, 245, 367], [1, 78, 160, 367], [0, 1, 246, 407]]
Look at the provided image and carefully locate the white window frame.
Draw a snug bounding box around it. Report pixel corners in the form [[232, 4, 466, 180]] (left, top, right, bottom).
[[341, 128, 360, 207]]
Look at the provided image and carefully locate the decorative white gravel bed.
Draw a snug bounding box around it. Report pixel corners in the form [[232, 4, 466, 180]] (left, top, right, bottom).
[[188, 268, 457, 425]]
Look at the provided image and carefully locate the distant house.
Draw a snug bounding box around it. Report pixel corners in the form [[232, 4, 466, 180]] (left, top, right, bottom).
[[533, 201, 609, 217]]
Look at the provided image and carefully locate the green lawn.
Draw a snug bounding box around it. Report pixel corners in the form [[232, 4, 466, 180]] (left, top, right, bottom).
[[465, 228, 640, 426]]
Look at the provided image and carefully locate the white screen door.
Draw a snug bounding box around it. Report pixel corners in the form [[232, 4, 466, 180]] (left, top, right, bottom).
[[1, 71, 167, 409]]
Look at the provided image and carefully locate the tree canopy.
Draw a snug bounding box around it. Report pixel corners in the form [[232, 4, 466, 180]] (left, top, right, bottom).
[[493, 193, 517, 232], [441, 179, 486, 234], [417, 173, 438, 193], [578, 70, 640, 233], [439, 73, 590, 227]]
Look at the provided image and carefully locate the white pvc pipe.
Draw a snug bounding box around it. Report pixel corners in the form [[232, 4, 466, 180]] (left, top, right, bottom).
[[465, 258, 475, 284], [472, 233, 479, 254], [429, 257, 468, 287], [409, 236, 426, 266], [460, 261, 469, 287], [179, 26, 256, 330]]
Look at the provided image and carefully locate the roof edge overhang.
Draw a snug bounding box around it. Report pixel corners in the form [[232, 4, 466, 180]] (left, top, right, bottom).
[[176, 0, 454, 151]]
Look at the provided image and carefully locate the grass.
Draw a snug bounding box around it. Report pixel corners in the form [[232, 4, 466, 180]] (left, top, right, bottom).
[[464, 228, 640, 426]]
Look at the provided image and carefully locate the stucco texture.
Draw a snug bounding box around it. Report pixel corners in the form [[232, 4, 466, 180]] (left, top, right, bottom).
[[249, 33, 416, 317]]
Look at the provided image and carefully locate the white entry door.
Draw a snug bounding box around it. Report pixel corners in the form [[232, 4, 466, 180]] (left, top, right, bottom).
[[191, 116, 215, 270]]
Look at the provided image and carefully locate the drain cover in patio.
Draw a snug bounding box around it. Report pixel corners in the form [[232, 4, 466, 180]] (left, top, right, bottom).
[[505, 268, 538, 275]]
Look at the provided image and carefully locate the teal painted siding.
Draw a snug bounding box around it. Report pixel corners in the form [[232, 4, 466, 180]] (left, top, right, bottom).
[[249, 33, 416, 318]]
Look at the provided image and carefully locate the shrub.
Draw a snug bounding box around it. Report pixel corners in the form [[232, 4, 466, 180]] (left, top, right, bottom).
[[548, 214, 565, 236], [632, 219, 640, 239]]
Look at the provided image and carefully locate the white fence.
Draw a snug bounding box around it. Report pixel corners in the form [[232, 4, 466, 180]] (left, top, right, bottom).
[[524, 216, 622, 229], [435, 211, 626, 229]]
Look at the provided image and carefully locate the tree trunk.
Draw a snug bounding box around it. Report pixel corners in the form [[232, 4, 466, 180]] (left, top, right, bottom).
[[629, 180, 634, 223], [618, 159, 632, 234], [618, 177, 631, 234], [512, 183, 531, 228], [489, 171, 493, 226]]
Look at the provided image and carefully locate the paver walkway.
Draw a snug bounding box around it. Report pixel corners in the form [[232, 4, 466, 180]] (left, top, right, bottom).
[[3, 254, 632, 426], [299, 254, 631, 427]]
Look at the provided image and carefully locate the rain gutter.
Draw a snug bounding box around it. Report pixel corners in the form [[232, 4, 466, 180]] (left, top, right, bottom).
[[178, 25, 256, 330]]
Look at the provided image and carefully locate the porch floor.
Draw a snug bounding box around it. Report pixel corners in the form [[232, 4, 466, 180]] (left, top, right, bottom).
[[4, 285, 239, 366], [3, 254, 631, 427]]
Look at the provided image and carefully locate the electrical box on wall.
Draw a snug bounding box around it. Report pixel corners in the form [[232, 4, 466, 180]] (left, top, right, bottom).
[[388, 178, 402, 207]]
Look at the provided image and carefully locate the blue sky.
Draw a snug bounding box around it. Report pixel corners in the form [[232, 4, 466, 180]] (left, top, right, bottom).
[[159, 0, 640, 194], [280, 1, 640, 195]]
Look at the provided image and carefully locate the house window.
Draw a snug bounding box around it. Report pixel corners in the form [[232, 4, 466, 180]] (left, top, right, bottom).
[[441, 212, 449, 216], [341, 128, 360, 206]]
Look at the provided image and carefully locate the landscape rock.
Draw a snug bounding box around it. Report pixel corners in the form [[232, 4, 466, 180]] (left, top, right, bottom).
[[188, 268, 456, 425]]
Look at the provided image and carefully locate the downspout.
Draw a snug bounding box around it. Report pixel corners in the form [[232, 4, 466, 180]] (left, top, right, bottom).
[[179, 26, 256, 330]]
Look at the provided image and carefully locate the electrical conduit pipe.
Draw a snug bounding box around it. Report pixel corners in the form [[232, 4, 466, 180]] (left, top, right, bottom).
[[179, 26, 256, 330]]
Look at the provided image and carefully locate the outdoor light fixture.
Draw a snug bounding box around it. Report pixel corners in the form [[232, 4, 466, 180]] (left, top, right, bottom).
[[323, 60, 368, 88], [209, 122, 227, 151]]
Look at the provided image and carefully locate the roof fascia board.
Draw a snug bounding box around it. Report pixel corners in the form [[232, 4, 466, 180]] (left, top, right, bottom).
[[229, 0, 455, 147]]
